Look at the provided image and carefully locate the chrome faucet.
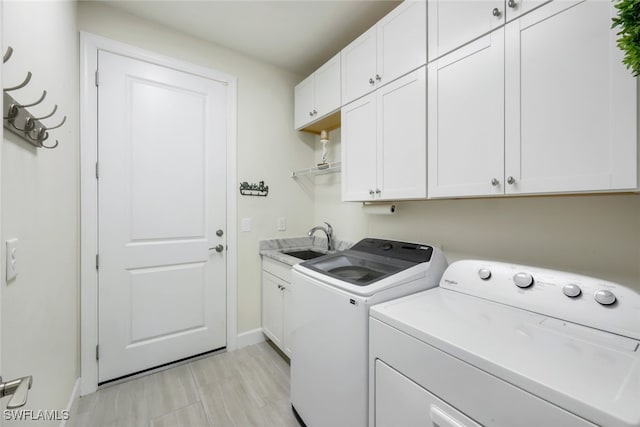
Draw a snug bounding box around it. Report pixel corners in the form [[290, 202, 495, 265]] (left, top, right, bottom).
[[308, 222, 334, 251]]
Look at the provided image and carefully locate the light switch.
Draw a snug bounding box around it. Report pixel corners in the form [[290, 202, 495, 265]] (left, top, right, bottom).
[[6, 238, 18, 282], [241, 218, 251, 232], [277, 217, 286, 231]]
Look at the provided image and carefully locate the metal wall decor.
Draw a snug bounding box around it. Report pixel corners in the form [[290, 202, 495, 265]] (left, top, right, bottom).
[[2, 46, 66, 149], [239, 181, 269, 197]]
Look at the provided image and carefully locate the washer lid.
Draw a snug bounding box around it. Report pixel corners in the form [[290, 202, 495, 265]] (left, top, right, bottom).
[[371, 289, 640, 427]]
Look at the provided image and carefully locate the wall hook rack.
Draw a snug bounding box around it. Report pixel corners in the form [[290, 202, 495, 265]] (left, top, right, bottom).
[[2, 46, 66, 149], [239, 181, 269, 197]]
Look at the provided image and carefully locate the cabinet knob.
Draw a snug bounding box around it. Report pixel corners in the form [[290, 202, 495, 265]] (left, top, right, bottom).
[[375, 188, 381, 195], [309, 111, 314, 117], [369, 189, 375, 196], [491, 178, 500, 187], [492, 7, 502, 17], [313, 109, 317, 115], [375, 74, 382, 82], [508, 0, 517, 8], [369, 78, 375, 85], [507, 176, 516, 185]]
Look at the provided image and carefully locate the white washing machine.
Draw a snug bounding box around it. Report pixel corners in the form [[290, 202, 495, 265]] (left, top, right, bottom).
[[370, 260, 640, 427], [290, 238, 447, 427]]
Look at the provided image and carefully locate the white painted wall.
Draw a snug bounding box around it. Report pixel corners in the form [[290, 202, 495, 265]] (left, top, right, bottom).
[[314, 129, 640, 290], [77, 1, 315, 334], [1, 0, 79, 422]]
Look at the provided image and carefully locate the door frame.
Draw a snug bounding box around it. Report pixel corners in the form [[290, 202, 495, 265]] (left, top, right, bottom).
[[79, 32, 238, 395]]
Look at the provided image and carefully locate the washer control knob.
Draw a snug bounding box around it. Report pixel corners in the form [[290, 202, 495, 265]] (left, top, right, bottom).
[[478, 268, 492, 280], [562, 283, 582, 298], [513, 272, 534, 288], [381, 242, 393, 251], [594, 289, 616, 306]]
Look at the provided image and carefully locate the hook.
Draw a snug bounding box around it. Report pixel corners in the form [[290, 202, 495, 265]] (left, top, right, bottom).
[[11, 116, 36, 133], [15, 90, 47, 109], [41, 140, 59, 150], [3, 46, 13, 63], [3, 104, 19, 121], [4, 71, 32, 92], [33, 104, 57, 120], [46, 115, 66, 131]]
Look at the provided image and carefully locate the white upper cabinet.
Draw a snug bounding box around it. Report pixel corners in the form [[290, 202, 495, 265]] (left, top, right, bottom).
[[343, 67, 426, 201], [428, 29, 505, 198], [428, 0, 638, 198], [294, 53, 341, 131], [428, 0, 549, 61], [342, 1, 426, 105], [504, 0, 637, 194]]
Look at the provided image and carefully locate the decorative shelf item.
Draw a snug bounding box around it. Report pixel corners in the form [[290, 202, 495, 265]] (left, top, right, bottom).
[[2, 46, 67, 149], [291, 161, 341, 178], [240, 181, 269, 197]]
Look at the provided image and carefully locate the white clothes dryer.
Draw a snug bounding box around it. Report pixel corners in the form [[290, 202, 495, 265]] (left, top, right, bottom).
[[370, 260, 640, 427]]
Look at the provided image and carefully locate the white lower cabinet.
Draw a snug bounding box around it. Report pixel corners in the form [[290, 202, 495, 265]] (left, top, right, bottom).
[[261, 258, 293, 357], [428, 0, 637, 198], [342, 66, 427, 201]]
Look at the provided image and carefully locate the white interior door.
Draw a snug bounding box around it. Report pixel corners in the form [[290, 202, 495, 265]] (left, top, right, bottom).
[[97, 50, 227, 383]]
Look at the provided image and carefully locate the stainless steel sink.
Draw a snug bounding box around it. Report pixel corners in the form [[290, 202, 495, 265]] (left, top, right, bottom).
[[283, 249, 327, 260]]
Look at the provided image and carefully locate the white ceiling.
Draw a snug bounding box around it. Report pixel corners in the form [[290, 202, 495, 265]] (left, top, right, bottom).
[[100, 0, 402, 76]]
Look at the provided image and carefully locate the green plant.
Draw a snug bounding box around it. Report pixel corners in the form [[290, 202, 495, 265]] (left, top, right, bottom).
[[612, 0, 640, 76]]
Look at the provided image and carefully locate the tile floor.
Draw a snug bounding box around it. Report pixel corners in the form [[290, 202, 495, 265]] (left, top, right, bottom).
[[68, 342, 300, 427]]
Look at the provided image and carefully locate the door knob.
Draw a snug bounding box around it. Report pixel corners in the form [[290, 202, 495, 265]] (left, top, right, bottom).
[[0, 375, 32, 409], [209, 244, 224, 253]]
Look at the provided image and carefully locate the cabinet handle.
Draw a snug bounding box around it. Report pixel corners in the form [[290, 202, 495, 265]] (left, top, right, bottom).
[[491, 178, 500, 187], [492, 7, 502, 17], [375, 74, 382, 82], [507, 176, 516, 185], [369, 78, 375, 85], [508, 0, 517, 8]]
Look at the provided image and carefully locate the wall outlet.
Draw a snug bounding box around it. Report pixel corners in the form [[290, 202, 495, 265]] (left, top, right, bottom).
[[6, 238, 18, 282], [277, 217, 286, 231], [241, 218, 252, 232]]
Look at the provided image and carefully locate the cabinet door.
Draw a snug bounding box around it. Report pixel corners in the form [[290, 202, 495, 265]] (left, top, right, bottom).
[[505, 0, 637, 194], [428, 30, 505, 198], [377, 67, 427, 200], [282, 283, 293, 358], [341, 26, 377, 105], [342, 93, 378, 201], [262, 271, 284, 350], [428, 0, 504, 61], [377, 1, 426, 87], [294, 74, 315, 130], [315, 53, 341, 118]]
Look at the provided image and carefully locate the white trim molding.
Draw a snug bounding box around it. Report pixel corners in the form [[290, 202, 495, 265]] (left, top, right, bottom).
[[79, 32, 238, 395], [236, 328, 266, 349]]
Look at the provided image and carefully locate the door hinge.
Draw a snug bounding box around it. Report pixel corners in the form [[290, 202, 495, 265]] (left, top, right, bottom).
[[95, 254, 99, 270], [95, 161, 99, 179], [96, 345, 99, 361], [95, 70, 99, 87]]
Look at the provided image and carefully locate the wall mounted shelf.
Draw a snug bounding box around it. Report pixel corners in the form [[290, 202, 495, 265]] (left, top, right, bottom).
[[291, 161, 341, 178]]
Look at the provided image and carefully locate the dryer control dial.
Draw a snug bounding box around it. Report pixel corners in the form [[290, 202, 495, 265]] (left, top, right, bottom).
[[478, 268, 492, 280], [513, 272, 534, 288], [562, 284, 581, 298], [594, 289, 616, 305]]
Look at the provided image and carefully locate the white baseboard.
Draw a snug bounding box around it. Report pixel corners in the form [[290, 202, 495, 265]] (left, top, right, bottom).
[[60, 377, 80, 427], [236, 328, 265, 349]]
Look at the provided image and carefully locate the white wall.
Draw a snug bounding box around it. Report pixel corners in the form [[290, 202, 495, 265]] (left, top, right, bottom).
[[314, 129, 640, 290], [1, 0, 79, 422], [77, 1, 315, 334]]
